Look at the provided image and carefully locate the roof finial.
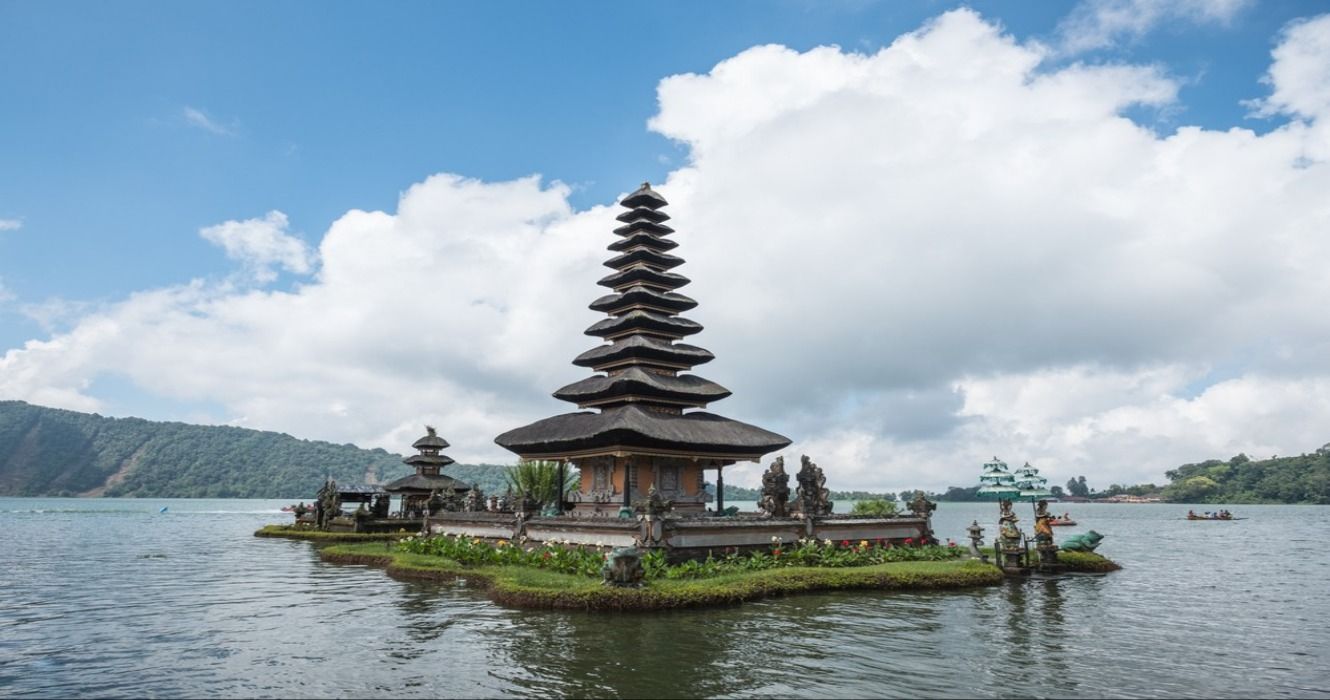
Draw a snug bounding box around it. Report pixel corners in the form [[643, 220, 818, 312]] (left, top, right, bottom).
[[426, 425, 437, 437], [641, 181, 651, 189]]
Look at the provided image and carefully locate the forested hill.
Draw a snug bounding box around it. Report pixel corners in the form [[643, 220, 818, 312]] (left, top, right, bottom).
[[0, 400, 504, 498]]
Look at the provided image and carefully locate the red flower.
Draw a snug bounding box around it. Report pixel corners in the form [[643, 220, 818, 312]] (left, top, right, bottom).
[[542, 551, 552, 560], [840, 540, 850, 548], [904, 537, 915, 546], [773, 549, 782, 557]]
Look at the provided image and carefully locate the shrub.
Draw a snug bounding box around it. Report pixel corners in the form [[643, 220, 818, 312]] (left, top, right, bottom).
[[851, 499, 898, 517]]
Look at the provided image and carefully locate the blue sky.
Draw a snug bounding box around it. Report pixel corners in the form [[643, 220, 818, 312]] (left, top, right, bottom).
[[3, 1, 1329, 487], [0, 1, 1311, 320]]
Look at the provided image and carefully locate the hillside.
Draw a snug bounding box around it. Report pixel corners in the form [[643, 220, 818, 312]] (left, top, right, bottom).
[[0, 400, 503, 498]]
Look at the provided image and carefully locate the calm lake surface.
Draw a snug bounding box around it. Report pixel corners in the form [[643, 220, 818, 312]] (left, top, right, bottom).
[[0, 498, 1327, 699]]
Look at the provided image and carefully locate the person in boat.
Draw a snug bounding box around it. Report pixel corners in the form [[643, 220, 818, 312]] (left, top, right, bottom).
[[1189, 509, 1196, 518]]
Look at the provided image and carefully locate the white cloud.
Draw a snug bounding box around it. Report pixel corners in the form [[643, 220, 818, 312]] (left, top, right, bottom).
[[182, 106, 236, 136], [1247, 14, 1330, 122], [199, 211, 314, 283], [1056, 0, 1250, 54], [4, 9, 1330, 492], [0, 218, 21, 231]]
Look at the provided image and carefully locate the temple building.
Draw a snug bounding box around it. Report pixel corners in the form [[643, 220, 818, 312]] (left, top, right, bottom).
[[384, 426, 471, 517], [495, 183, 791, 515]]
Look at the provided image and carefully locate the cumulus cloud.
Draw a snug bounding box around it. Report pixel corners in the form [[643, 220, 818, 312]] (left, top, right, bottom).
[[182, 106, 236, 136], [1056, 0, 1250, 54], [3, 9, 1330, 491], [199, 211, 315, 283], [0, 218, 21, 231], [1247, 14, 1330, 121]]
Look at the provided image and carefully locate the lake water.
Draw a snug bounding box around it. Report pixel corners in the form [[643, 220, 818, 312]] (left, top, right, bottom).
[[0, 498, 1327, 698]]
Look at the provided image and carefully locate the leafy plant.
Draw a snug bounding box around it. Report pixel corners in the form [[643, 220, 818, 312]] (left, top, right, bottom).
[[503, 460, 579, 507], [851, 499, 898, 517]]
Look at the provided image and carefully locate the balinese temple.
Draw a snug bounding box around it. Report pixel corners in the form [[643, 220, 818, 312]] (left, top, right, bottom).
[[495, 183, 791, 516], [384, 426, 470, 516]]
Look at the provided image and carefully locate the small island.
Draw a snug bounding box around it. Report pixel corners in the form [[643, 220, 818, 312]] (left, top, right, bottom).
[[258, 182, 1121, 610]]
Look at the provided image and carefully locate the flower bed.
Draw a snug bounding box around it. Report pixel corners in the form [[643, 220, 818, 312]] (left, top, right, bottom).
[[396, 533, 968, 581]]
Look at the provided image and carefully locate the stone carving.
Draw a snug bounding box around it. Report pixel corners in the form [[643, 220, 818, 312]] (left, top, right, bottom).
[[601, 547, 646, 587], [794, 455, 832, 518], [757, 457, 791, 517], [1060, 530, 1105, 552], [966, 520, 988, 562], [996, 498, 1026, 571], [314, 478, 340, 529], [463, 487, 485, 513], [372, 494, 390, 519], [908, 491, 937, 518], [634, 485, 674, 516]]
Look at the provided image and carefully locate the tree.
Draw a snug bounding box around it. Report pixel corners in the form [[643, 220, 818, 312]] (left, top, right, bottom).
[[1050, 485, 1065, 497], [1066, 476, 1090, 497]]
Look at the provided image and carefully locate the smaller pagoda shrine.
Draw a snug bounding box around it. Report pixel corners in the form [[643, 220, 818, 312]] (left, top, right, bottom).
[[384, 426, 471, 517]]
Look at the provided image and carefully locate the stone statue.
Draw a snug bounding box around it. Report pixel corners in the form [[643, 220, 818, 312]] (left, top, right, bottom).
[[463, 487, 485, 513], [315, 478, 339, 529], [1033, 499, 1054, 543], [426, 489, 447, 516], [634, 485, 673, 516], [497, 490, 514, 513], [1000, 500, 1016, 548], [1032, 499, 1060, 567], [372, 494, 390, 518], [1060, 530, 1105, 552], [757, 457, 791, 517], [794, 455, 832, 518], [908, 491, 937, 519], [601, 547, 646, 587]]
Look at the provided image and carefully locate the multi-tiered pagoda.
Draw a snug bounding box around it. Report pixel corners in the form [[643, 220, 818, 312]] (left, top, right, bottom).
[[384, 426, 470, 516], [496, 183, 791, 515]]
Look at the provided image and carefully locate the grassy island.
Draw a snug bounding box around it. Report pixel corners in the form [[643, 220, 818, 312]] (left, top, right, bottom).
[[254, 524, 414, 542], [318, 541, 1007, 611], [260, 528, 1120, 610]]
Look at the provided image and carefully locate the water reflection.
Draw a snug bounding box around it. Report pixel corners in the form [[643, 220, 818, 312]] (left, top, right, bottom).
[[2, 499, 1329, 698]]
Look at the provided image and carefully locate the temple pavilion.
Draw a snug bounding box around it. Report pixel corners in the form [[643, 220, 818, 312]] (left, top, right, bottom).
[[384, 426, 470, 516], [495, 183, 791, 516]]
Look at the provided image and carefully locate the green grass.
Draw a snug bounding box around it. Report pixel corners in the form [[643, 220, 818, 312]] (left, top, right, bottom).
[[254, 524, 415, 542], [317, 542, 1006, 611]]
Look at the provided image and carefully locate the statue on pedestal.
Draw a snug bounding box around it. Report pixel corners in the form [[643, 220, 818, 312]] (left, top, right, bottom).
[[757, 457, 791, 518], [634, 485, 673, 517], [794, 455, 832, 518], [463, 487, 485, 513]]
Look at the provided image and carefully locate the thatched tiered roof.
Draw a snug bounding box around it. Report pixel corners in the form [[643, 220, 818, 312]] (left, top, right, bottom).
[[495, 183, 790, 460]]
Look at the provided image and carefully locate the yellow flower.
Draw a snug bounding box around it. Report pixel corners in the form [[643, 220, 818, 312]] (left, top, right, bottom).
[[859, 540, 869, 548]]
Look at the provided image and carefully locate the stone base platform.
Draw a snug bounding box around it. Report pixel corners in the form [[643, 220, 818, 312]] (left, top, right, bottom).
[[424, 511, 934, 562]]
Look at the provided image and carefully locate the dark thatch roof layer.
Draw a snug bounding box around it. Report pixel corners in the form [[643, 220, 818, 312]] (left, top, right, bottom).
[[604, 248, 684, 271], [621, 183, 668, 210], [584, 309, 702, 339], [616, 207, 670, 224], [383, 472, 471, 493], [613, 219, 675, 236], [608, 232, 678, 252], [597, 266, 690, 291], [494, 405, 791, 458], [553, 367, 730, 406], [412, 434, 449, 450], [573, 335, 714, 369], [589, 287, 698, 315], [404, 453, 457, 467]]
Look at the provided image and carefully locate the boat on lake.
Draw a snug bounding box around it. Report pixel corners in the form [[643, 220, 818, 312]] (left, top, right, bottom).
[[1187, 510, 1241, 521], [1050, 514, 1077, 526]]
